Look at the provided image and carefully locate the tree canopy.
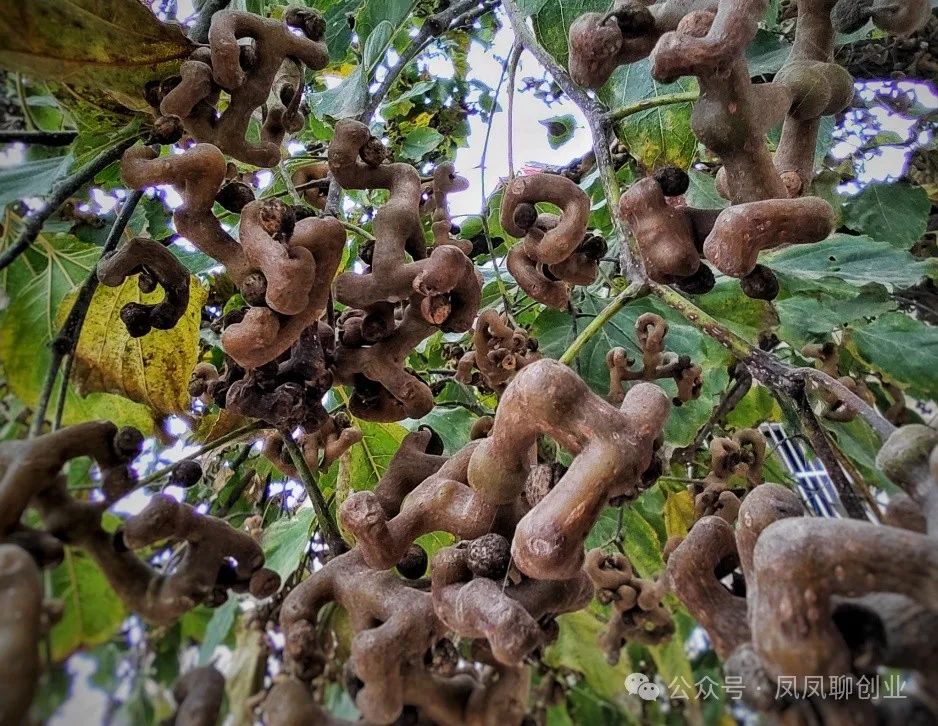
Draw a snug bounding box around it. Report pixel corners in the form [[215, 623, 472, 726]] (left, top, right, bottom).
[[0, 0, 936, 724]]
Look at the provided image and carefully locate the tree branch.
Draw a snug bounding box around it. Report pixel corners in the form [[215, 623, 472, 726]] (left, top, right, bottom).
[[29, 190, 143, 437], [0, 135, 137, 272], [558, 281, 649, 364], [137, 421, 269, 487], [500, 0, 644, 280], [280, 431, 347, 555], [603, 91, 699, 123], [0, 130, 78, 146]]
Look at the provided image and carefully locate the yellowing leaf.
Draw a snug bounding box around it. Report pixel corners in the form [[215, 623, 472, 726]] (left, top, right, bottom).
[[410, 111, 434, 128], [663, 489, 695, 539], [58, 275, 207, 417], [192, 408, 251, 444], [0, 0, 193, 112], [0, 230, 154, 432]]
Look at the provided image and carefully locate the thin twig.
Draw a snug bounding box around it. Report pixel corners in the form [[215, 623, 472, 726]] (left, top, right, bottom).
[[506, 42, 522, 179], [499, 0, 644, 281], [29, 190, 143, 437], [602, 91, 700, 123], [0, 135, 137, 272], [0, 130, 78, 146], [274, 162, 303, 205], [280, 431, 347, 554], [479, 50, 512, 208], [137, 421, 268, 487], [558, 282, 649, 365], [338, 219, 376, 241], [51, 354, 74, 432]]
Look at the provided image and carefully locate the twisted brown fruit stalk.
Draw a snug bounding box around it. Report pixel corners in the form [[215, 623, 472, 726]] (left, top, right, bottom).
[[585, 548, 673, 664], [455, 309, 541, 396], [329, 119, 481, 332], [500, 173, 599, 309], [607, 312, 703, 406], [0, 544, 43, 726], [122, 144, 251, 284], [652, 6, 791, 203], [165, 666, 226, 726], [431, 536, 593, 665], [161, 7, 329, 167], [690, 428, 766, 523], [339, 440, 521, 570], [568, 0, 719, 88], [802, 341, 876, 422], [469, 359, 670, 579], [280, 548, 444, 724], [96, 237, 191, 338]]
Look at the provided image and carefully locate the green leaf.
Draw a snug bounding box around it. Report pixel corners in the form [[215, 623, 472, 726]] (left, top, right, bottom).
[[311, 1, 414, 119], [601, 61, 698, 169], [694, 281, 779, 339], [51, 548, 127, 661], [765, 234, 938, 290], [746, 30, 792, 75], [225, 625, 263, 726], [411, 405, 476, 455], [517, 0, 550, 13], [313, 0, 366, 61], [399, 127, 444, 160], [199, 598, 239, 665], [684, 169, 727, 210], [544, 610, 635, 705], [0, 154, 72, 207], [775, 287, 895, 346], [355, 0, 414, 44], [663, 489, 695, 539], [0, 231, 154, 431], [842, 182, 930, 249], [0, 0, 193, 112], [59, 274, 208, 417], [339, 418, 409, 494], [540, 113, 577, 149], [532, 294, 730, 446], [844, 312, 938, 399], [261, 507, 316, 582]]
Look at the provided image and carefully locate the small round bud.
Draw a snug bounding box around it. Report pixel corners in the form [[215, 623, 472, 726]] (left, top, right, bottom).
[[113, 427, 144, 461], [653, 166, 690, 196], [120, 303, 152, 337], [241, 271, 269, 307], [216, 181, 255, 213], [512, 202, 538, 230], [169, 460, 203, 488], [675, 263, 715, 295], [395, 543, 428, 579], [148, 115, 184, 145], [609, 3, 655, 38], [467, 533, 511, 580], [740, 265, 779, 301]]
